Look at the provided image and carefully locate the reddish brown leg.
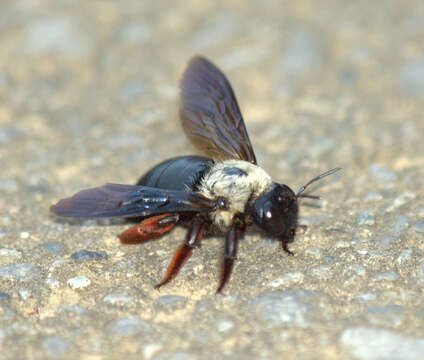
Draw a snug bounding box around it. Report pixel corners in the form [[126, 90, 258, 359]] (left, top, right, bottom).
[[154, 217, 206, 289], [217, 227, 240, 294], [119, 213, 179, 244]]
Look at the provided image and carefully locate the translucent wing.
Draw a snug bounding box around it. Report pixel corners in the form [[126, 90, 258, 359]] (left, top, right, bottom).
[[50, 183, 215, 218], [179, 56, 257, 164]]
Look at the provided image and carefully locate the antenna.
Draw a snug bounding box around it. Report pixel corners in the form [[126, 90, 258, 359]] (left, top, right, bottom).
[[296, 168, 341, 199]]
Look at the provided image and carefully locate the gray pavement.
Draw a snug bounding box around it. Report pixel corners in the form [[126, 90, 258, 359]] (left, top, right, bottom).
[[0, 1, 424, 359]]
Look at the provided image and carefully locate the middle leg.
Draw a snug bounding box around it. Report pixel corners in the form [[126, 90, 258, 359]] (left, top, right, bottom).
[[216, 227, 241, 294], [155, 216, 207, 289]]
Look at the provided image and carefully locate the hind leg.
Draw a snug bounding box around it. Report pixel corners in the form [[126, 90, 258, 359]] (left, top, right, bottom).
[[119, 213, 179, 244]]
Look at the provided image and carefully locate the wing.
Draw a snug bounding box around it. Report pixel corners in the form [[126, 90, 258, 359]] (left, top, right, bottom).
[[50, 183, 215, 218], [179, 56, 257, 164]]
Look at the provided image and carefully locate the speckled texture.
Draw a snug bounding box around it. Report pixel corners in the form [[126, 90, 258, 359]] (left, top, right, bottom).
[[1, 1, 423, 359]]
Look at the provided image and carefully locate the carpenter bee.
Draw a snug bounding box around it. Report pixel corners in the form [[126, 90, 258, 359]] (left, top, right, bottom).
[[51, 56, 340, 293]]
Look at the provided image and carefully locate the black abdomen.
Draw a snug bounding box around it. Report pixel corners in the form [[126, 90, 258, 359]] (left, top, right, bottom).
[[136, 155, 213, 191]]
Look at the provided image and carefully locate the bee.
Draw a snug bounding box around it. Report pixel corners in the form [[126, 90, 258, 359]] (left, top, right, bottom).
[[51, 56, 340, 293]]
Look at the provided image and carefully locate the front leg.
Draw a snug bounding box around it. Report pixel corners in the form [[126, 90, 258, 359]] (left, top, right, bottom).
[[216, 227, 241, 294], [281, 227, 297, 256], [281, 240, 294, 256]]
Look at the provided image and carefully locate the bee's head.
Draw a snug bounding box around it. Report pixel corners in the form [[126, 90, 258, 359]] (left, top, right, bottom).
[[252, 168, 341, 241], [252, 183, 299, 240]]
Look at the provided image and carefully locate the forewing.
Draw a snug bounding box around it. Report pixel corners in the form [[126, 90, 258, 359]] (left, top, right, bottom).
[[50, 183, 214, 218], [179, 56, 257, 164]]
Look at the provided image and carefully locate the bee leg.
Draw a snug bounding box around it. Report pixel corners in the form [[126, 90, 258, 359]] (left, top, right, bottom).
[[119, 213, 179, 244], [217, 227, 240, 294], [154, 216, 206, 289], [281, 240, 294, 256]]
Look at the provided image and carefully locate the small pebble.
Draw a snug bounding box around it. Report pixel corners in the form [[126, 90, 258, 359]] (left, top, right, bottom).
[[356, 209, 376, 226], [42, 242, 64, 255], [59, 305, 86, 315], [67, 276, 91, 289], [0, 248, 22, 264], [70, 250, 107, 262], [349, 265, 366, 276], [304, 247, 322, 259], [340, 326, 424, 360], [154, 295, 187, 314], [335, 240, 350, 248], [364, 192, 383, 201], [103, 293, 133, 305], [355, 293, 377, 303], [386, 191, 415, 212], [249, 289, 322, 327], [110, 316, 152, 336], [49, 259, 69, 271], [216, 318, 234, 333], [143, 343, 163, 360], [268, 272, 305, 288], [20, 232, 30, 239], [0, 263, 39, 280]]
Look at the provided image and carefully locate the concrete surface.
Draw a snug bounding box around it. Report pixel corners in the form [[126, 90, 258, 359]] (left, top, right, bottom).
[[0, 0, 424, 359]]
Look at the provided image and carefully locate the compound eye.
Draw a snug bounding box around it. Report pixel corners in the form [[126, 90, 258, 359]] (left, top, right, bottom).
[[289, 228, 296, 237], [274, 189, 285, 203], [275, 188, 290, 204]]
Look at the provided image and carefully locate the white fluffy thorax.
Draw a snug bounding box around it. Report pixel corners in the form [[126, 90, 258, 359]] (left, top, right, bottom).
[[199, 160, 272, 229]]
